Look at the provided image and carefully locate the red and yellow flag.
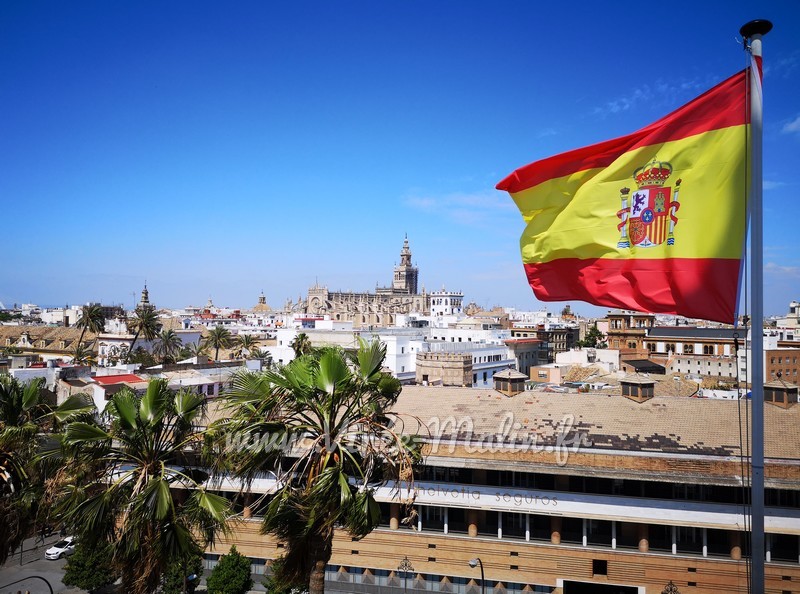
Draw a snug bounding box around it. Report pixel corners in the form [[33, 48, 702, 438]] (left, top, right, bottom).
[[497, 64, 756, 324]]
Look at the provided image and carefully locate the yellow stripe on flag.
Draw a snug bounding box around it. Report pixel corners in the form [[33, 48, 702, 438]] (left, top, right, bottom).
[[509, 125, 747, 263]]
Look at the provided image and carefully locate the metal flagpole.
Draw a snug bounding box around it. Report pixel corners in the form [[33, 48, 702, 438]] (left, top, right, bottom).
[[739, 18, 772, 593]]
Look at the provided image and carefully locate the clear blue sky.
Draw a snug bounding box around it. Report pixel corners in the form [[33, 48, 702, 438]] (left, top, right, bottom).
[[1, 1, 798, 317]]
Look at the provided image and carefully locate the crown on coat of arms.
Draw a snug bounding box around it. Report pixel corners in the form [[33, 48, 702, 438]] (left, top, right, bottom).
[[634, 159, 673, 188]]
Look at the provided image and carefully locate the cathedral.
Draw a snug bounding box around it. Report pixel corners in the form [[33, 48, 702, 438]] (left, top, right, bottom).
[[305, 237, 430, 328]]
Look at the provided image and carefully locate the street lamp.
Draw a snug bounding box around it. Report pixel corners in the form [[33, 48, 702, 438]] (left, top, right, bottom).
[[469, 558, 485, 594], [398, 555, 414, 594]]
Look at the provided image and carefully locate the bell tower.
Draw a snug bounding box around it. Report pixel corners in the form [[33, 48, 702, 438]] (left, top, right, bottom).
[[392, 235, 419, 294]]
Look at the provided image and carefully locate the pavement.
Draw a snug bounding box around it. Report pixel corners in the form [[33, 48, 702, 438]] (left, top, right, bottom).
[[0, 536, 271, 594], [0, 534, 71, 594]]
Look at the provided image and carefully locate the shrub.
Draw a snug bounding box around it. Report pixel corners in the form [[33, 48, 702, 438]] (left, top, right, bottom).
[[62, 541, 116, 593], [207, 545, 253, 594], [161, 550, 204, 594]]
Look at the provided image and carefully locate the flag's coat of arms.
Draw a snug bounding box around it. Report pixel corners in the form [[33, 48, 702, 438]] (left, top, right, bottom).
[[617, 159, 681, 248]]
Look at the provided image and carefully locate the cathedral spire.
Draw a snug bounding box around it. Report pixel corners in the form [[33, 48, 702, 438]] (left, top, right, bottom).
[[393, 235, 418, 295]]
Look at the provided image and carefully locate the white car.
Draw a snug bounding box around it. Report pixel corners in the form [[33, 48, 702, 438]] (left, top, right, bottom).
[[45, 536, 76, 560]]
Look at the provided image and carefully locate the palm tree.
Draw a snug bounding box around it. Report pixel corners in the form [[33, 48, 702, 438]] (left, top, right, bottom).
[[289, 332, 312, 358], [0, 375, 49, 564], [74, 304, 105, 348], [55, 379, 231, 594], [236, 334, 259, 359], [127, 307, 160, 362], [207, 326, 232, 361], [152, 329, 183, 364], [248, 348, 272, 367], [214, 340, 418, 594], [71, 342, 96, 366], [179, 340, 209, 362]]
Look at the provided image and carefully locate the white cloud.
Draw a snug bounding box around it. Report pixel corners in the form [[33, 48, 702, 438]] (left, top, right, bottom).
[[763, 180, 786, 190], [404, 190, 518, 227], [782, 115, 800, 134], [765, 262, 800, 278], [765, 51, 799, 80], [592, 77, 708, 118]]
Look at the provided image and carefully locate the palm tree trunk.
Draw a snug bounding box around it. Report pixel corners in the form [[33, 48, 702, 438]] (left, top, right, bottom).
[[307, 533, 333, 594], [128, 329, 141, 362]]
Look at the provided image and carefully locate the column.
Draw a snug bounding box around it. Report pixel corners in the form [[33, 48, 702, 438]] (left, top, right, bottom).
[[611, 521, 617, 550], [702, 528, 708, 557], [637, 524, 649, 553], [582, 519, 588, 547], [498, 512, 503, 539], [417, 506, 422, 532], [671, 526, 677, 555], [525, 515, 530, 542], [444, 508, 449, 536], [551, 517, 562, 545], [766, 533, 772, 563], [730, 531, 742, 561], [390, 503, 400, 530], [467, 509, 479, 538]]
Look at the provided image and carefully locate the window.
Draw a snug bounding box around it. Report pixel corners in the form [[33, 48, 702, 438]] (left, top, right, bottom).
[[592, 560, 608, 575], [704, 344, 714, 355], [683, 344, 693, 354]]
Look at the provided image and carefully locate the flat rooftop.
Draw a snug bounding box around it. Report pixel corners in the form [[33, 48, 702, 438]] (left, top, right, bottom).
[[390, 385, 799, 460]]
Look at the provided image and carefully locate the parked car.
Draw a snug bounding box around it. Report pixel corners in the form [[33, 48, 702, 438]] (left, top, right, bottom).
[[45, 536, 76, 560]]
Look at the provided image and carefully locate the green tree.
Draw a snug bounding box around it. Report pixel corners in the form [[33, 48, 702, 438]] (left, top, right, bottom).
[[214, 340, 418, 594], [207, 545, 253, 594], [248, 348, 272, 367], [207, 326, 233, 361], [127, 347, 157, 369], [63, 541, 117, 593], [289, 332, 312, 358], [262, 556, 309, 594], [71, 342, 96, 366], [578, 324, 607, 349], [75, 304, 106, 348], [161, 548, 204, 594], [0, 379, 90, 563], [185, 340, 210, 359], [153, 329, 183, 365], [56, 379, 231, 594], [236, 334, 259, 359], [127, 307, 161, 362], [0, 375, 49, 564]]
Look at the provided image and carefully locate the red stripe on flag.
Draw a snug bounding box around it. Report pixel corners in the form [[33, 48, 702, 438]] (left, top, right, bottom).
[[523, 258, 741, 323], [497, 68, 749, 194]]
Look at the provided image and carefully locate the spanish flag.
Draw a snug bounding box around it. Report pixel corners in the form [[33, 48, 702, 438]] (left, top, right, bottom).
[[497, 62, 756, 324]]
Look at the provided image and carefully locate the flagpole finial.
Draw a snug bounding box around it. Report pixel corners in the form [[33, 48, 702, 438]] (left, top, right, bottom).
[[740, 19, 773, 39]]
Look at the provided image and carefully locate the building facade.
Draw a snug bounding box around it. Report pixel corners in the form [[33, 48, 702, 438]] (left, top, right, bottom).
[[204, 384, 800, 593], [305, 238, 434, 329]]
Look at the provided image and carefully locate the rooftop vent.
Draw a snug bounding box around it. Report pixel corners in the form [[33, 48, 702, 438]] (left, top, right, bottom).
[[493, 367, 528, 397], [620, 375, 655, 403], [764, 379, 798, 409]]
